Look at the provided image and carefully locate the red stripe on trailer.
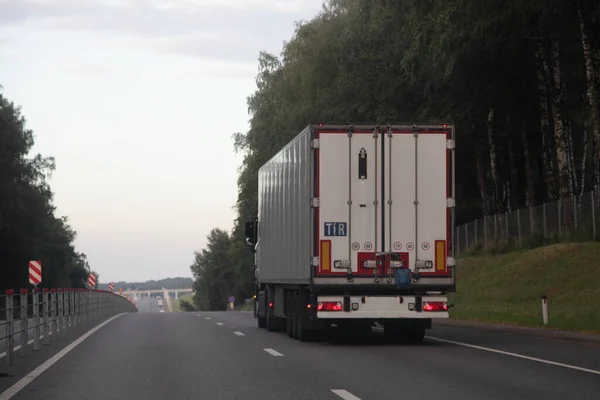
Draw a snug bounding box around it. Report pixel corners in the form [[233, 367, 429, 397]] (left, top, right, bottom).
[[5, 289, 14, 295]]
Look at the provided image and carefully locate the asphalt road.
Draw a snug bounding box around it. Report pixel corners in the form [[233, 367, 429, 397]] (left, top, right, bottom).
[[1, 311, 599, 400], [135, 297, 163, 313]]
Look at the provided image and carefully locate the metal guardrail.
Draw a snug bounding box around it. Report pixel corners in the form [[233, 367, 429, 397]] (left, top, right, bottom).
[[0, 288, 137, 366]]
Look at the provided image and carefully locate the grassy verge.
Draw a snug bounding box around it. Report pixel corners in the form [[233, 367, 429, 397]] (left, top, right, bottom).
[[170, 293, 194, 312], [448, 242, 600, 334], [238, 302, 254, 311]]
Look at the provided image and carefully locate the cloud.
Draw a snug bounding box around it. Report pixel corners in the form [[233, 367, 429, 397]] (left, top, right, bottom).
[[0, 0, 323, 62]]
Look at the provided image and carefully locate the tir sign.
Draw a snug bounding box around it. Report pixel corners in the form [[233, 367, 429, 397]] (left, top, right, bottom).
[[324, 222, 347, 237]]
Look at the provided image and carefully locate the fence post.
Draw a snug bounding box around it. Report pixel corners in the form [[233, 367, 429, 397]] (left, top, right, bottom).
[[33, 288, 40, 351], [494, 214, 498, 242], [20, 289, 28, 357], [5, 289, 14, 366], [517, 208, 522, 247], [530, 205, 534, 236], [484, 216, 487, 248], [558, 198, 562, 236], [573, 194, 578, 230], [465, 224, 469, 251], [51, 289, 58, 342], [543, 203, 547, 238], [57, 289, 64, 339], [43, 289, 49, 346], [505, 211, 509, 241], [474, 219, 478, 246], [592, 191, 596, 240]]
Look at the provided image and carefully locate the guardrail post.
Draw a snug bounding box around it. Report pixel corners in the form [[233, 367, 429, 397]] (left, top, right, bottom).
[[67, 289, 72, 329], [43, 288, 50, 346], [5, 289, 14, 366], [20, 289, 28, 357], [57, 289, 64, 338], [33, 288, 40, 351], [51, 289, 58, 341], [77, 289, 82, 327]]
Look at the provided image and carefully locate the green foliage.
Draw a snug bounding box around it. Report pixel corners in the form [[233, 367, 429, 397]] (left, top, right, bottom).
[[97, 277, 193, 291], [0, 89, 91, 291], [179, 299, 196, 312], [191, 0, 600, 300]]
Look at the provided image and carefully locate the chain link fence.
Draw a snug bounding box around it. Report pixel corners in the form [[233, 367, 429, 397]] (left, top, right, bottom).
[[455, 191, 599, 255]]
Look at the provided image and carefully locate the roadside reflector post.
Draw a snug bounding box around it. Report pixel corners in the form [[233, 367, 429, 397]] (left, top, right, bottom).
[[43, 289, 50, 346], [33, 288, 40, 351], [541, 295, 548, 325], [5, 289, 15, 366], [20, 289, 28, 358]]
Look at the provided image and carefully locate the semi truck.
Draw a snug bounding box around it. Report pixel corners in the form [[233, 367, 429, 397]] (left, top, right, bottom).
[[244, 123, 456, 342]]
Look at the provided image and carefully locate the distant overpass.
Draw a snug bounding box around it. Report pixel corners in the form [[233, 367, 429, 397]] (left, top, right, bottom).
[[126, 288, 193, 300]]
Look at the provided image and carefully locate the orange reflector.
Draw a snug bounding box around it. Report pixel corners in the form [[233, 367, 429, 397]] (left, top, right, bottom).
[[435, 240, 446, 271], [320, 240, 331, 271]]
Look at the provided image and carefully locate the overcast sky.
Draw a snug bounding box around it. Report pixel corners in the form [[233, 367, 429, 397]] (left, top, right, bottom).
[[0, 0, 323, 282]]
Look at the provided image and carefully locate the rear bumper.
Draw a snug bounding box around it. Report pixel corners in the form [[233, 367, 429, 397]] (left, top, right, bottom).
[[315, 295, 449, 319]]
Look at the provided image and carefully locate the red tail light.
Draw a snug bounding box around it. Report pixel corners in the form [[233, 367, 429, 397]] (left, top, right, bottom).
[[269, 302, 274, 308], [317, 301, 342, 311], [423, 301, 448, 312]]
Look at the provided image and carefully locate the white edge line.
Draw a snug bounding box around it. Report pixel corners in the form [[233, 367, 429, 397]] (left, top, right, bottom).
[[263, 348, 283, 357], [331, 389, 362, 400], [0, 313, 126, 400], [233, 331, 245, 336], [426, 336, 600, 376]]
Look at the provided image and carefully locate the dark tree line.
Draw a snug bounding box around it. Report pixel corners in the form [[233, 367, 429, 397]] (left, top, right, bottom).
[[190, 0, 600, 309], [1, 89, 95, 291]]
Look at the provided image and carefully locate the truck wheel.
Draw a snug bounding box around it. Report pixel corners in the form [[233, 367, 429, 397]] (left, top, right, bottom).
[[266, 310, 274, 331], [258, 317, 266, 329], [297, 318, 312, 342], [406, 327, 425, 343], [286, 313, 294, 337]]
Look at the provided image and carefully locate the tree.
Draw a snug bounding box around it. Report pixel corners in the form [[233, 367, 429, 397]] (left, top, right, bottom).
[[0, 89, 92, 290], [191, 0, 600, 296]]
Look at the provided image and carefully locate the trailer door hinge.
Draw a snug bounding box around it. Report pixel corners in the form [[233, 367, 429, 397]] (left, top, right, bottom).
[[311, 139, 320, 149], [446, 198, 455, 208], [446, 139, 455, 149], [311, 198, 320, 207], [312, 257, 320, 267]]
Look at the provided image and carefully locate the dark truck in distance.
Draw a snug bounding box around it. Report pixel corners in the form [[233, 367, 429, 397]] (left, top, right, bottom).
[[245, 123, 456, 341]]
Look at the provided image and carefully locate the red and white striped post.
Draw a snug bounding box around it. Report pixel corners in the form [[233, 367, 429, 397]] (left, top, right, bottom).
[[88, 273, 96, 289], [108, 282, 114, 292], [29, 260, 42, 288]]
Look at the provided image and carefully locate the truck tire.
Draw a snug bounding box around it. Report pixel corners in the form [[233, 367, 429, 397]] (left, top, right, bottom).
[[258, 317, 266, 329], [266, 309, 276, 332], [286, 313, 294, 337]]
